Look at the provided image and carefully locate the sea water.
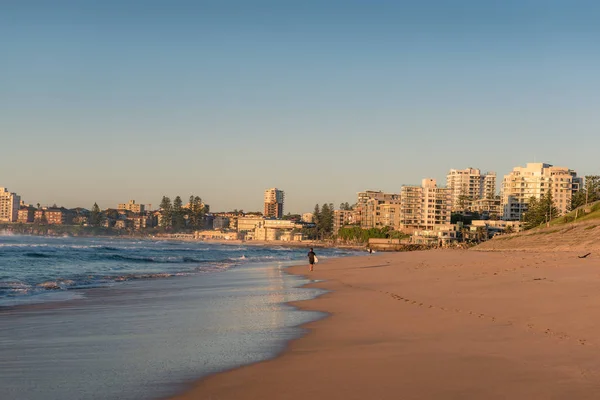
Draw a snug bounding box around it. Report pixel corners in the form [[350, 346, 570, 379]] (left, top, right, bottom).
[[0, 235, 353, 400]]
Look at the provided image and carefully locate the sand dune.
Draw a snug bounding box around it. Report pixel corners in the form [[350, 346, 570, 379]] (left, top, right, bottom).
[[476, 220, 600, 252]]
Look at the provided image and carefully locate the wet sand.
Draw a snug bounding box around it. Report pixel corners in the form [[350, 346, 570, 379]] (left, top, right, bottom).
[[170, 249, 600, 400]]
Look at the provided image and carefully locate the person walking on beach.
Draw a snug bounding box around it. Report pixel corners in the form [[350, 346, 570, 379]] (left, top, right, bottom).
[[307, 248, 317, 272]]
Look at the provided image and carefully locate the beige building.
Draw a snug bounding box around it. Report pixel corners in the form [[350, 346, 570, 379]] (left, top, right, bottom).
[[301, 212, 314, 223], [379, 203, 402, 229], [0, 187, 21, 222], [446, 168, 496, 211], [194, 230, 239, 240], [237, 215, 265, 232], [264, 188, 284, 218], [118, 200, 145, 214], [501, 163, 581, 221], [400, 179, 452, 231], [355, 191, 400, 229], [252, 219, 303, 241], [333, 209, 353, 234], [18, 207, 36, 223], [411, 224, 458, 246]]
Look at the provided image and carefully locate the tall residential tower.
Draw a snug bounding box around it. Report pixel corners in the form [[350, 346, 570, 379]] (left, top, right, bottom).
[[264, 188, 284, 218], [446, 168, 496, 211], [0, 187, 21, 222]]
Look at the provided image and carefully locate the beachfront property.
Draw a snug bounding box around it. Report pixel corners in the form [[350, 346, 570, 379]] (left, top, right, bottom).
[[194, 230, 239, 240], [399, 179, 452, 232], [446, 168, 497, 212], [237, 217, 303, 241], [264, 188, 284, 219], [117, 200, 145, 214], [0, 187, 21, 223], [411, 224, 459, 246], [254, 219, 303, 241], [501, 163, 581, 221], [237, 215, 265, 233]]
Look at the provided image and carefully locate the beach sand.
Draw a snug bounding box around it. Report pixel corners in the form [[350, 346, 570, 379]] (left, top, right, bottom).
[[169, 249, 600, 399]]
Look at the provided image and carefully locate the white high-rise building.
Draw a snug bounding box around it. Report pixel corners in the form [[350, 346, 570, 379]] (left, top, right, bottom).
[[400, 179, 452, 231], [446, 168, 496, 211], [0, 187, 21, 223], [264, 188, 284, 218], [501, 163, 581, 221]]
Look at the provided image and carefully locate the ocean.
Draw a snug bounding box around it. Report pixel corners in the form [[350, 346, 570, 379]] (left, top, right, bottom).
[[0, 234, 355, 400]]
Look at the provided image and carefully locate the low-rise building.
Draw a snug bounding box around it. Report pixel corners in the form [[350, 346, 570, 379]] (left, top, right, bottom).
[[194, 230, 239, 240], [301, 213, 314, 223], [17, 207, 36, 223], [213, 216, 230, 230], [237, 216, 265, 232], [411, 224, 458, 246], [131, 215, 156, 230], [42, 208, 74, 225], [118, 200, 145, 214]]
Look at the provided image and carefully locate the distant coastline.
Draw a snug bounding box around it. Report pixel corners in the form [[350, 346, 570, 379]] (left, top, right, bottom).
[[0, 223, 367, 251]]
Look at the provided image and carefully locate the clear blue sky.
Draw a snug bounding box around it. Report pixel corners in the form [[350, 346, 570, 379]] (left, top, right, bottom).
[[2, 1, 599, 213]]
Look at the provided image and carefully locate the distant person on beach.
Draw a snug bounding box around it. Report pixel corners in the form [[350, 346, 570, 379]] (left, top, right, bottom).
[[307, 248, 316, 272]]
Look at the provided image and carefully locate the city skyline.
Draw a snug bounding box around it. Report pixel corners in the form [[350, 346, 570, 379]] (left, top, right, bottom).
[[2, 1, 600, 213]]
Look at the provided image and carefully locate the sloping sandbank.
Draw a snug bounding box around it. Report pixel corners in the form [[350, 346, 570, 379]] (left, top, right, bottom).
[[169, 249, 600, 400], [477, 220, 600, 252]]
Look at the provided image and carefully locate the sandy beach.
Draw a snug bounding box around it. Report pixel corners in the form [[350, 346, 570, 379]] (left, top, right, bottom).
[[169, 249, 600, 400]]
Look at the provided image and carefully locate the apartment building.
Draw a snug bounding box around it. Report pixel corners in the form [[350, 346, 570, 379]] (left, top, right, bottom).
[[264, 188, 284, 218], [355, 191, 400, 229], [118, 200, 145, 214], [34, 208, 74, 225], [17, 207, 36, 223], [446, 168, 496, 211], [0, 187, 21, 222], [379, 203, 402, 229], [400, 179, 452, 231], [501, 163, 581, 221], [333, 209, 353, 234]]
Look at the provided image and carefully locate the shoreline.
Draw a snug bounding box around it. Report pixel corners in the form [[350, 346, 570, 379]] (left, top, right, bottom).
[[168, 249, 600, 399], [0, 229, 368, 251], [0, 258, 326, 400]]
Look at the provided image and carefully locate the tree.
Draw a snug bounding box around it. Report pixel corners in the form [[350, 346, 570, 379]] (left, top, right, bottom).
[[172, 196, 185, 231], [159, 196, 172, 228], [312, 204, 320, 227], [523, 192, 559, 230], [89, 202, 104, 227], [187, 195, 204, 229], [339, 202, 352, 211], [570, 175, 600, 210]]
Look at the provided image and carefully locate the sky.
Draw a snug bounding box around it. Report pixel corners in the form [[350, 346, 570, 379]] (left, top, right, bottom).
[[1, 1, 600, 214]]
